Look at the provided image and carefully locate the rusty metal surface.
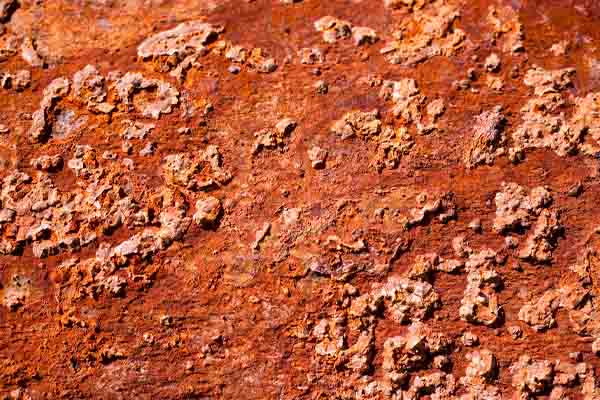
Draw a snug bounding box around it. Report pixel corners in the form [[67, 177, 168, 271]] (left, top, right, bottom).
[[2, 0, 600, 398]]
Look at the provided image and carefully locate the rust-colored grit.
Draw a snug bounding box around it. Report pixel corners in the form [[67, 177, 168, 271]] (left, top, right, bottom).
[[3, 0, 600, 398]]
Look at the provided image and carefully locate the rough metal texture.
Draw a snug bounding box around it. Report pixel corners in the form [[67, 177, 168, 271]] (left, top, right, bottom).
[[2, 0, 600, 399]]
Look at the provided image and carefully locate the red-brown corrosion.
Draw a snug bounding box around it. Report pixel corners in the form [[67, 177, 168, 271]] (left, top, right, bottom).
[[3, 0, 600, 398]]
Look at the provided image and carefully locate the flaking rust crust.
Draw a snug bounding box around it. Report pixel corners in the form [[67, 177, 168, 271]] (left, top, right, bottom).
[[5, 0, 600, 399]]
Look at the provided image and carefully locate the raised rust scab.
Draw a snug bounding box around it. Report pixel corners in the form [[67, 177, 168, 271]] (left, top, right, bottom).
[[137, 21, 224, 71]]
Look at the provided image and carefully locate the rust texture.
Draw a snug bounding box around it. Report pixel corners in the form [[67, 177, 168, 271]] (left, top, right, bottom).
[[3, 0, 600, 399]]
